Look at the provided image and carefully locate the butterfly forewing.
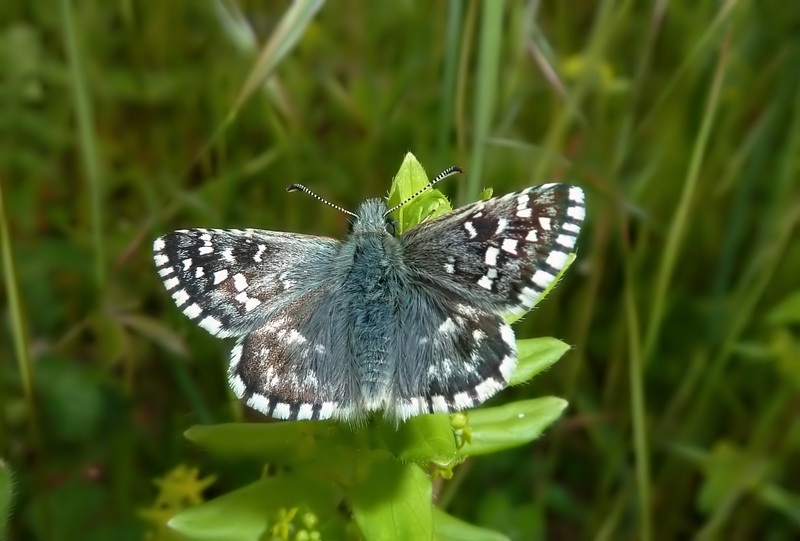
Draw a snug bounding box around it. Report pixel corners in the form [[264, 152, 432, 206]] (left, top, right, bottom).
[[401, 183, 585, 318], [153, 228, 339, 338]]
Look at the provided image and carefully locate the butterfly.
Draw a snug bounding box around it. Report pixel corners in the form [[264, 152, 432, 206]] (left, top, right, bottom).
[[153, 166, 585, 423]]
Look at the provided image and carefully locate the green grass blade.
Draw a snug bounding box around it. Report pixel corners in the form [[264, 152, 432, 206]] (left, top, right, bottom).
[[230, 0, 324, 119], [59, 0, 104, 288], [465, 0, 503, 202], [642, 32, 730, 363], [0, 460, 13, 541]]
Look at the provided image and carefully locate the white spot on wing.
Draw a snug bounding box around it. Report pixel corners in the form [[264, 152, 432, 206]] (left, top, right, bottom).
[[532, 269, 555, 289], [247, 393, 271, 414], [158, 267, 174, 277], [172, 289, 189, 306], [569, 186, 585, 203], [319, 402, 335, 419], [182, 258, 192, 270], [183, 303, 202, 319], [438, 317, 457, 334], [273, 403, 291, 419], [501, 239, 518, 254], [163, 277, 179, 290], [199, 315, 223, 335], [464, 221, 478, 239], [453, 392, 473, 409], [154, 254, 169, 267], [499, 355, 517, 381], [563, 222, 580, 233], [495, 218, 508, 234], [474, 377, 502, 401], [519, 286, 539, 306], [517, 208, 532, 218], [539, 217, 552, 230], [254, 244, 266, 263], [431, 395, 449, 413], [556, 234, 576, 249], [233, 273, 248, 292], [222, 249, 235, 262], [229, 342, 243, 370], [244, 297, 261, 311], [287, 329, 307, 344], [298, 403, 314, 419], [500, 324, 515, 348], [546, 250, 569, 270], [478, 275, 493, 290], [195, 267, 205, 278], [213, 269, 228, 285], [198, 246, 213, 256], [568, 205, 585, 221], [228, 374, 246, 398], [485, 246, 500, 266], [153, 238, 165, 251]]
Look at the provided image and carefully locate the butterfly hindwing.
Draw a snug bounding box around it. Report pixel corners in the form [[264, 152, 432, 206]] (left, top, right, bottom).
[[388, 287, 517, 421], [228, 286, 361, 421]]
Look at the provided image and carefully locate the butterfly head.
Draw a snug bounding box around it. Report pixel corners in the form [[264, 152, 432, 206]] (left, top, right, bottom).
[[350, 198, 398, 236]]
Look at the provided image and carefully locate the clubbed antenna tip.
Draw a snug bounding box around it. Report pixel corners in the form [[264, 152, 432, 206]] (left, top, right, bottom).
[[384, 166, 465, 216]]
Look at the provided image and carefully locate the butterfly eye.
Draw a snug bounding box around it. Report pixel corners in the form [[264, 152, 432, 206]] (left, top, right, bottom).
[[384, 216, 398, 236]]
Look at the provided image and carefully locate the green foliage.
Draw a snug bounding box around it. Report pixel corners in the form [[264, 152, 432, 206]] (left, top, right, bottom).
[[2, 1, 799, 539], [0, 461, 12, 541]]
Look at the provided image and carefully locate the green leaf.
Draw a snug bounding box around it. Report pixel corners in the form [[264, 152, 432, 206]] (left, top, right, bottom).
[[767, 291, 800, 326], [432, 507, 510, 541], [377, 413, 459, 466], [458, 397, 568, 457], [168, 474, 345, 541], [349, 457, 433, 540], [509, 337, 571, 386], [387, 152, 452, 232], [185, 422, 345, 465], [697, 441, 769, 514]]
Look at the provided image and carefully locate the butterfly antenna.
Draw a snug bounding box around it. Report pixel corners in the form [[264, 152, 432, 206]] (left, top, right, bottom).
[[286, 184, 358, 218], [384, 166, 464, 216]]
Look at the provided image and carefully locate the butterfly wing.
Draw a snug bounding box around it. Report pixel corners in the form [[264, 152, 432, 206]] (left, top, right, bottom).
[[400, 183, 585, 317], [384, 184, 585, 421], [153, 228, 339, 338], [155, 227, 361, 420], [227, 286, 362, 421], [386, 288, 517, 421]]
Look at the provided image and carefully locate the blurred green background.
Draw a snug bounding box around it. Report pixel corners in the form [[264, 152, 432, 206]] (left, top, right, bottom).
[[2, 0, 799, 539]]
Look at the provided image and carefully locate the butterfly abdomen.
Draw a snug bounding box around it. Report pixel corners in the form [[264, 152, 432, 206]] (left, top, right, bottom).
[[339, 230, 405, 412]]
